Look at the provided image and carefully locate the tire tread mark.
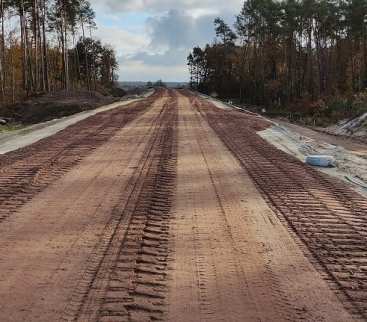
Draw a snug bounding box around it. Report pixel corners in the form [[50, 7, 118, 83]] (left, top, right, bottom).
[[191, 92, 367, 320]]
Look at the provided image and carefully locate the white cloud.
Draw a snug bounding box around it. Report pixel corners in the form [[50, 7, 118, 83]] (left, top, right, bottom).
[[92, 0, 242, 14], [130, 49, 188, 66], [118, 59, 188, 82], [146, 9, 218, 51], [93, 26, 149, 55], [90, 0, 243, 81]]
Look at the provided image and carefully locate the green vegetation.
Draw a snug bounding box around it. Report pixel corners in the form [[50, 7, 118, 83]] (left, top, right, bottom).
[[0, 123, 22, 133]]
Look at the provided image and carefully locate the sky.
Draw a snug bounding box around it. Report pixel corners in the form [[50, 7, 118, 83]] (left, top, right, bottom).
[[89, 0, 244, 82]]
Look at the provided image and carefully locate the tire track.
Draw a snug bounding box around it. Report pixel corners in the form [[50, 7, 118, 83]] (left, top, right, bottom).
[[0, 91, 163, 224], [67, 91, 178, 322], [192, 92, 367, 320], [191, 101, 295, 322]]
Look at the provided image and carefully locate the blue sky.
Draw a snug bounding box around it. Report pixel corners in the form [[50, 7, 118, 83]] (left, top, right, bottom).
[[97, 12, 149, 32], [90, 0, 243, 82]]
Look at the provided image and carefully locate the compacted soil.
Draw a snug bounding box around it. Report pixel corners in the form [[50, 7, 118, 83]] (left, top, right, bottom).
[[0, 89, 365, 322]]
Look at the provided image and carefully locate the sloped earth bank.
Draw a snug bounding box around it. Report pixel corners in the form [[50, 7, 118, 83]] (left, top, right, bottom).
[[0, 90, 154, 155], [0, 89, 364, 322], [190, 92, 367, 320], [323, 112, 367, 139], [258, 120, 367, 198]]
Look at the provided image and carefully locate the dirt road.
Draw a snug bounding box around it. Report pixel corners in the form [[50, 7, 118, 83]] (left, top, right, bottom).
[[0, 89, 365, 321]]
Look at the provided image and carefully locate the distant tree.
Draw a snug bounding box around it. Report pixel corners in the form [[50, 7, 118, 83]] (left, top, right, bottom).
[[214, 17, 237, 46], [154, 79, 166, 87], [74, 37, 118, 86], [188, 0, 367, 106], [0, 0, 117, 104]]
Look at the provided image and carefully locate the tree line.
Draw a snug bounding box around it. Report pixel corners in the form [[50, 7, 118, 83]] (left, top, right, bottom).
[[188, 0, 367, 108], [0, 0, 118, 104]]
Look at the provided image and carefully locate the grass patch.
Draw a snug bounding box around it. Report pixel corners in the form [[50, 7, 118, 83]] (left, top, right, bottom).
[[0, 123, 23, 133]]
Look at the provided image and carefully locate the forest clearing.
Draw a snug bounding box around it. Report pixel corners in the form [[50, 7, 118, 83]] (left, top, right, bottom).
[[1, 0, 367, 321], [0, 89, 365, 321]]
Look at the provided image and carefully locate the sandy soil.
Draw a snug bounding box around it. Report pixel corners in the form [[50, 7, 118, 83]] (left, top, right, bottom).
[[323, 112, 367, 139], [276, 119, 367, 154], [0, 91, 167, 322], [196, 94, 367, 320], [202, 95, 367, 196], [0, 89, 365, 322], [259, 122, 367, 197], [166, 92, 355, 322]]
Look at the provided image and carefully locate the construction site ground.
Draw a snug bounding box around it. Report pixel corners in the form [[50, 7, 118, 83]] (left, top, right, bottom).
[[0, 89, 366, 322]]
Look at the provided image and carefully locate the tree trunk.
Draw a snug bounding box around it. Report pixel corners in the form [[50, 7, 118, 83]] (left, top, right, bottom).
[[63, 14, 69, 91], [41, 0, 49, 92], [0, 0, 5, 100], [25, 20, 34, 93], [81, 22, 91, 92], [20, 0, 28, 92], [306, 20, 314, 98], [89, 27, 97, 91], [32, 0, 39, 91], [59, 9, 68, 91]]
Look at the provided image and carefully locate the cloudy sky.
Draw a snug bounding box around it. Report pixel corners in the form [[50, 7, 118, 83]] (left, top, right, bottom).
[[89, 0, 243, 82]]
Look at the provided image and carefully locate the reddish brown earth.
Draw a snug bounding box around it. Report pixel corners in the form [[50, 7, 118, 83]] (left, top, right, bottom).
[[0, 89, 366, 321]]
